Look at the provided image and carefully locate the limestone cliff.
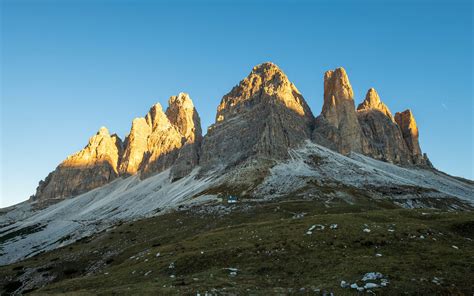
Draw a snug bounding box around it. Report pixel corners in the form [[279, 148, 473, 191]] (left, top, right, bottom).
[[312, 67, 365, 154], [200, 62, 314, 171], [34, 94, 202, 202], [395, 109, 431, 166], [32, 127, 123, 201], [356, 88, 412, 164], [166, 93, 202, 180], [120, 93, 202, 179], [119, 117, 151, 175]]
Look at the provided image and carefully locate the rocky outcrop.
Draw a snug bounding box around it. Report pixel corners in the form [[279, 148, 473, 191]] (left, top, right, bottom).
[[138, 103, 183, 178], [34, 94, 202, 202], [357, 88, 393, 119], [120, 93, 202, 179], [200, 62, 314, 171], [167, 93, 202, 180], [32, 127, 123, 201], [395, 109, 431, 166], [356, 88, 412, 164], [119, 117, 151, 175], [312, 67, 365, 154]]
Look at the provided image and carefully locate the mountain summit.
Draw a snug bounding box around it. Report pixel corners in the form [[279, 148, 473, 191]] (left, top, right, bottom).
[[312, 67, 365, 154], [200, 62, 314, 172]]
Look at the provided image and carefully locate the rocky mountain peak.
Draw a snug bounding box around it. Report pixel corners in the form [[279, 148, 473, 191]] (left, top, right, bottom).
[[313, 67, 364, 154], [357, 88, 393, 119], [32, 127, 123, 201], [119, 117, 151, 175], [215, 62, 313, 123], [145, 103, 172, 131], [322, 67, 354, 111], [201, 62, 314, 173], [395, 109, 421, 155], [97, 126, 111, 136], [166, 92, 201, 142]]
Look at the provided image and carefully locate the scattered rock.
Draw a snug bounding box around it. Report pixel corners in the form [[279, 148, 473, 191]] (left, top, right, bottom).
[[364, 283, 379, 289], [362, 272, 384, 281]]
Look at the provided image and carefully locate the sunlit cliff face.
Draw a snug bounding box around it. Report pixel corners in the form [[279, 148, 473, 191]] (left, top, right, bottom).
[[395, 109, 421, 156], [33, 92, 203, 202], [61, 126, 122, 173], [357, 88, 394, 120], [215, 62, 313, 123]]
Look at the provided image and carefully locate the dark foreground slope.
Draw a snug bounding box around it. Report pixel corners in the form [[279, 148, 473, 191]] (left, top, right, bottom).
[[1, 197, 473, 295]]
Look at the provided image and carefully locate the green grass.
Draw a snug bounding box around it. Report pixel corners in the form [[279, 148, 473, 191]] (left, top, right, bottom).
[[1, 198, 473, 295]]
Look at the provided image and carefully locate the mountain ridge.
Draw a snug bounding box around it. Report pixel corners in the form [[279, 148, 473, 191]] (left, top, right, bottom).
[[31, 62, 436, 204]]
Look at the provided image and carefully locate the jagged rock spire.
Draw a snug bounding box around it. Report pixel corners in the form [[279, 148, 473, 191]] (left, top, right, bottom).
[[356, 89, 412, 164], [357, 88, 393, 119], [166, 93, 202, 143], [394, 109, 430, 165], [119, 117, 151, 175], [313, 67, 365, 154], [120, 93, 202, 178], [166, 93, 203, 180]]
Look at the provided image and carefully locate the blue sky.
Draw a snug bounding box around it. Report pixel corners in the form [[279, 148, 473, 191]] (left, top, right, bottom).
[[1, 0, 472, 207]]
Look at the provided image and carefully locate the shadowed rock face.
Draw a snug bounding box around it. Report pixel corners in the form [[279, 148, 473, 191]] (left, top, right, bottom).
[[32, 127, 123, 201], [312, 67, 365, 154], [200, 62, 314, 171], [356, 88, 412, 164]]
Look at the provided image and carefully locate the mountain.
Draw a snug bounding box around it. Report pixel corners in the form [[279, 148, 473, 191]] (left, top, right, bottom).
[[200, 62, 314, 171], [2, 62, 472, 270], [119, 92, 202, 179], [31, 127, 123, 203], [32, 63, 437, 204], [395, 109, 431, 166], [356, 88, 414, 165], [312, 67, 365, 154], [32, 93, 202, 202]]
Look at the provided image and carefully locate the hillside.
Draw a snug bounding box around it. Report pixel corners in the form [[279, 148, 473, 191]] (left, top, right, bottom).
[[1, 198, 473, 295]]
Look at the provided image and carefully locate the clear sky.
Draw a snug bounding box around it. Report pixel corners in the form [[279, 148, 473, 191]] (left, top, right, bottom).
[[1, 0, 472, 207]]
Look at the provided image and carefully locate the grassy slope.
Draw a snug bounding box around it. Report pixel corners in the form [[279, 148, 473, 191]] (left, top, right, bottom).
[[1, 197, 473, 295]]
